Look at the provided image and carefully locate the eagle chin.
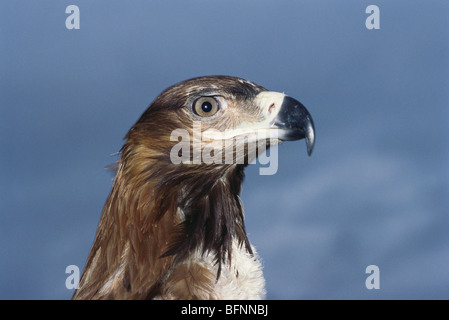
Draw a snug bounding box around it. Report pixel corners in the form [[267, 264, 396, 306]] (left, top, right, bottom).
[[73, 75, 315, 300]]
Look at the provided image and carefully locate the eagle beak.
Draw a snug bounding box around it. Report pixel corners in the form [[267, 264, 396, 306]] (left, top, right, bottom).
[[273, 95, 315, 156], [256, 91, 315, 156], [204, 90, 315, 157]]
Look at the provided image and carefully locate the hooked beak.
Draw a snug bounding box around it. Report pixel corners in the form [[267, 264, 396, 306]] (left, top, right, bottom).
[[202, 91, 316, 157], [273, 95, 315, 156]]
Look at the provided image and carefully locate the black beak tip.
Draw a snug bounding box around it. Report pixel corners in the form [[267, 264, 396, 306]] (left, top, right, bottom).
[[305, 117, 315, 156], [306, 137, 314, 156], [276, 96, 315, 157]]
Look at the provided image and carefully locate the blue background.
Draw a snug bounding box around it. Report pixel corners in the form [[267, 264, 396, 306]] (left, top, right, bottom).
[[1, 0, 448, 299]]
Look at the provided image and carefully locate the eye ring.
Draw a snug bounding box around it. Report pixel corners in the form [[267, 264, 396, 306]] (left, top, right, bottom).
[[192, 96, 220, 118]]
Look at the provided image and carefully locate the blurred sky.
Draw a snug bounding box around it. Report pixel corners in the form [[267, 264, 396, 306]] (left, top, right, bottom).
[[1, 0, 448, 299]]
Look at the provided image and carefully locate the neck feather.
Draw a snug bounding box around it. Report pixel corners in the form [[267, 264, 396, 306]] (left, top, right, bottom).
[[117, 141, 252, 276]]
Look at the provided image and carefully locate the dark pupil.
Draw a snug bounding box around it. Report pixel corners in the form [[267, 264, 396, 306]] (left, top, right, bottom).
[[201, 101, 213, 113]]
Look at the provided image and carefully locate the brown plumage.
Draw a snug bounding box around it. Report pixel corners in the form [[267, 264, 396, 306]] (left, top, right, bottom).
[[73, 75, 315, 300]]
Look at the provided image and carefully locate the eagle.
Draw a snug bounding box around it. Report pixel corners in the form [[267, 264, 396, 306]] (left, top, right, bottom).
[[72, 75, 315, 300]]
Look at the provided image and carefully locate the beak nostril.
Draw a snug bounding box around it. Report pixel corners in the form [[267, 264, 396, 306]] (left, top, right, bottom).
[[268, 103, 276, 114]]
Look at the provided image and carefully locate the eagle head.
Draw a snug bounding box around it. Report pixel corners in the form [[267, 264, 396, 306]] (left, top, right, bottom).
[[73, 75, 315, 300]]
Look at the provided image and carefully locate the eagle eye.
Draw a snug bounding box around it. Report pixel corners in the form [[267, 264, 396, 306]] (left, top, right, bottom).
[[193, 97, 219, 118]]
